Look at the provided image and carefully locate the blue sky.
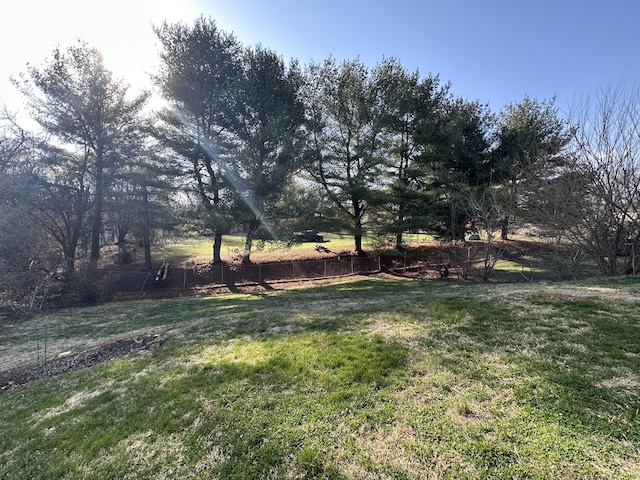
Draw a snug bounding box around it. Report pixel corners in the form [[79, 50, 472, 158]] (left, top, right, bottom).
[[2, 0, 638, 117], [202, 0, 640, 113]]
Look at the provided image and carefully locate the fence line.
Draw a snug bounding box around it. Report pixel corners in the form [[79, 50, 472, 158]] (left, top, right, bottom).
[[1, 246, 500, 387], [91, 252, 475, 297], [2, 323, 53, 374]]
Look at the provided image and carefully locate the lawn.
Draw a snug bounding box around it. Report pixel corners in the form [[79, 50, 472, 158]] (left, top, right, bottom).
[[154, 233, 433, 263], [1, 276, 639, 478], [155, 233, 359, 262]]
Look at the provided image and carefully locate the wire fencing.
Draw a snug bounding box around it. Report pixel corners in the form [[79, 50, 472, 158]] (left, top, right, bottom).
[[99, 253, 451, 296], [1, 246, 495, 389], [80, 247, 499, 299], [0, 322, 160, 392], [2, 323, 52, 372], [1, 322, 94, 382]]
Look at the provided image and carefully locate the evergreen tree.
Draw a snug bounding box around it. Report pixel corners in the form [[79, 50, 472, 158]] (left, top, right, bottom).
[[494, 96, 569, 239], [375, 58, 450, 247], [154, 17, 241, 263], [155, 18, 304, 264], [13, 41, 149, 272], [303, 58, 387, 255]]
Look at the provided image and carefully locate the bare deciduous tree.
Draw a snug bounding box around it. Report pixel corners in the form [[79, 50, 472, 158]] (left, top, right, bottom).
[[568, 86, 640, 274], [465, 187, 508, 281], [0, 110, 56, 303], [536, 86, 640, 275]]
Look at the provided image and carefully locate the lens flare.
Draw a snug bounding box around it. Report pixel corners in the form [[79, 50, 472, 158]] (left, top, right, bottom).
[[175, 109, 279, 240]]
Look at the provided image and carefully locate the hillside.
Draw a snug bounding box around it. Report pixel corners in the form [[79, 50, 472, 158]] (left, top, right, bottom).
[[1, 275, 639, 478]]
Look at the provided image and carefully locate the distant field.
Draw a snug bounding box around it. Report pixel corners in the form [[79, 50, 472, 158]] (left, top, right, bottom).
[[155, 233, 434, 263], [152, 233, 592, 283], [1, 276, 639, 478]]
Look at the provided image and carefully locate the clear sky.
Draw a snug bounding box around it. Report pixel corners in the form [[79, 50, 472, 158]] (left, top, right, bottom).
[[2, 0, 639, 119]]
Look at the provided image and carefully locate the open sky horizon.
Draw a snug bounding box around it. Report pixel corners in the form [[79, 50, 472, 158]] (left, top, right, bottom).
[[2, 0, 639, 121]]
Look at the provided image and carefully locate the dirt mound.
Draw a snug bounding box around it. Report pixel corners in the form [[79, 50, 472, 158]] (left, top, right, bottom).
[[0, 334, 163, 394]]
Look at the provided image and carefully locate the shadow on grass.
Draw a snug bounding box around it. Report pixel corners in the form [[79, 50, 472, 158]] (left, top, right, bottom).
[[2, 276, 639, 478], [183, 333, 406, 477], [435, 293, 640, 444], [38, 331, 408, 479], [493, 250, 601, 283]]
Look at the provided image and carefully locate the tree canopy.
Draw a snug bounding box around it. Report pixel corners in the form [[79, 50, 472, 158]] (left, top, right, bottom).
[[154, 18, 305, 264], [11, 41, 149, 285], [4, 15, 636, 306]]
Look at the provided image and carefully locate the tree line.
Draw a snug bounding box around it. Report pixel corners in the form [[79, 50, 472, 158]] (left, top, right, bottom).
[[2, 17, 640, 303]]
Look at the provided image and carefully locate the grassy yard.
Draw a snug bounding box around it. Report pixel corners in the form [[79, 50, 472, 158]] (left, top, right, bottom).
[[1, 276, 639, 478], [155, 233, 359, 262], [154, 233, 432, 263]]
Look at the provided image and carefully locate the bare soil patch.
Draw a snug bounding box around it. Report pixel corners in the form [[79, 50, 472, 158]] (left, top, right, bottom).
[[0, 334, 163, 394], [541, 293, 586, 302], [1, 239, 555, 392]]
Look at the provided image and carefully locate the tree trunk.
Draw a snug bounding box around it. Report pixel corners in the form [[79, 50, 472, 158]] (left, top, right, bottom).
[[61, 237, 78, 288], [64, 254, 75, 278], [241, 217, 261, 265], [395, 232, 404, 251], [212, 231, 223, 264], [89, 153, 104, 272], [352, 197, 366, 256], [354, 233, 365, 256], [353, 215, 365, 256], [242, 233, 253, 265], [395, 200, 405, 250], [501, 215, 509, 241], [88, 202, 102, 271], [142, 184, 152, 271]]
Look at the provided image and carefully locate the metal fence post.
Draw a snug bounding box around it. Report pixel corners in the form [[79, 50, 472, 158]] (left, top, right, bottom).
[[43, 326, 48, 373], [29, 286, 38, 309], [140, 272, 151, 294]]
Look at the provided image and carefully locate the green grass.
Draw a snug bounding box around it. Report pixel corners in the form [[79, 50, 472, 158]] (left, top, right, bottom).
[[155, 233, 362, 262], [155, 233, 433, 263], [1, 276, 639, 478]]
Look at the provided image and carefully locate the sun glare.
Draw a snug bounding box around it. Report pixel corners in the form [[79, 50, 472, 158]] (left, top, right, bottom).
[[1, 0, 200, 112]]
